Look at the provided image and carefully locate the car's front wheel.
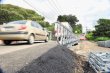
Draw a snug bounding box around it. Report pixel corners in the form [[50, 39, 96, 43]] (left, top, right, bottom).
[[27, 35, 35, 44], [45, 36, 48, 42], [3, 40, 12, 45]]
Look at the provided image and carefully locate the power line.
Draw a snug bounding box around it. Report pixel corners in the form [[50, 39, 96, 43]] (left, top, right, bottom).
[[22, 0, 63, 22], [23, 0, 51, 19], [23, 0, 41, 15], [51, 0, 62, 14], [53, 0, 64, 14], [45, 1, 59, 16], [47, 0, 61, 15]]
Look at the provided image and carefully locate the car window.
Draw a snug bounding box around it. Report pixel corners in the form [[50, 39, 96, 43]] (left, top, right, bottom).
[[7, 20, 27, 24], [36, 23, 43, 29], [31, 21, 37, 27], [31, 21, 43, 29]]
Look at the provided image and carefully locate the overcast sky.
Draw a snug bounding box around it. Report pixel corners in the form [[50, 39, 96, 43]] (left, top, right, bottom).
[[2, 0, 110, 32]]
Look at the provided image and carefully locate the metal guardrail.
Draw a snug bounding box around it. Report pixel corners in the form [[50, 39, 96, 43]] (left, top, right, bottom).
[[54, 22, 79, 47], [89, 52, 110, 73]]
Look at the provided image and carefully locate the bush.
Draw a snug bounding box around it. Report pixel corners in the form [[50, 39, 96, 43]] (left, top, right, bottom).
[[95, 37, 110, 41], [86, 32, 110, 41], [38, 21, 50, 27], [85, 32, 94, 40], [47, 25, 54, 31]]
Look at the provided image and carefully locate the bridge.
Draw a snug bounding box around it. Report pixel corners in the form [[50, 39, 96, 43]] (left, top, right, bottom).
[[54, 22, 79, 46]]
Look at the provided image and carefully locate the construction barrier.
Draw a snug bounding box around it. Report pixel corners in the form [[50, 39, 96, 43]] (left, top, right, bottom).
[[97, 40, 110, 48], [89, 52, 110, 73]]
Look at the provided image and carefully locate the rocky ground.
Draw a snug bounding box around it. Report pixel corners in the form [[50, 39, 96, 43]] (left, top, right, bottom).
[[70, 40, 110, 58]]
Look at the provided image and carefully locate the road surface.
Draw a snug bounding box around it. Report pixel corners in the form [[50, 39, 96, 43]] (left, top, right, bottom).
[[0, 41, 58, 73], [0, 41, 50, 55]]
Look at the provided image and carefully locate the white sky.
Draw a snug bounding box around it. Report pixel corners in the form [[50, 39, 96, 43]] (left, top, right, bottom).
[[2, 0, 110, 32]]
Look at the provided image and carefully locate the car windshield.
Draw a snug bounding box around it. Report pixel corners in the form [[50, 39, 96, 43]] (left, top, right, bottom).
[[7, 20, 27, 24]]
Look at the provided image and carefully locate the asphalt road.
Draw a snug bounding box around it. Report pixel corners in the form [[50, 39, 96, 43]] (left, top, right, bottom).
[[0, 41, 48, 55], [0, 41, 58, 73]]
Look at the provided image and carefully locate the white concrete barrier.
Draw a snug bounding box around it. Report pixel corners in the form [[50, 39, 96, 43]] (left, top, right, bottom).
[[97, 40, 110, 48], [105, 40, 110, 48]]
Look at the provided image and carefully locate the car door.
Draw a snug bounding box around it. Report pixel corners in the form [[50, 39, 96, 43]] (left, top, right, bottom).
[[33, 22, 46, 40], [36, 23, 47, 40], [31, 21, 40, 40]]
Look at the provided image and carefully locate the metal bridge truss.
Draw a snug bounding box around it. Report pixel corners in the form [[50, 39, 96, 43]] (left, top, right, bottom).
[[89, 52, 110, 73], [54, 22, 79, 47]]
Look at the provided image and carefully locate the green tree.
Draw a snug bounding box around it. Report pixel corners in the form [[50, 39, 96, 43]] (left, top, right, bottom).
[[57, 15, 79, 27], [38, 21, 50, 27], [0, 4, 44, 24], [0, 9, 24, 24], [47, 24, 54, 31], [57, 15, 80, 33], [97, 19, 110, 25], [94, 19, 110, 37], [74, 24, 82, 34]]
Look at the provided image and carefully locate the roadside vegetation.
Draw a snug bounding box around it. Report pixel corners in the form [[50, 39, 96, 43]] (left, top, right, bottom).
[[86, 19, 110, 41], [0, 4, 54, 31], [57, 15, 82, 34]]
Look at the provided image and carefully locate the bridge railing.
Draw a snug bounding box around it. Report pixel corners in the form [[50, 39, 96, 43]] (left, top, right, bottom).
[[54, 22, 79, 47]]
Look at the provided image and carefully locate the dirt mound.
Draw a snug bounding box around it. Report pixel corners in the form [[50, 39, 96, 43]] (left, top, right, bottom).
[[73, 53, 95, 73], [17, 45, 94, 73]]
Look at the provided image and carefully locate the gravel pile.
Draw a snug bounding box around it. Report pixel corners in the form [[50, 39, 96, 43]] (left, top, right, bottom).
[[17, 45, 94, 73]]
